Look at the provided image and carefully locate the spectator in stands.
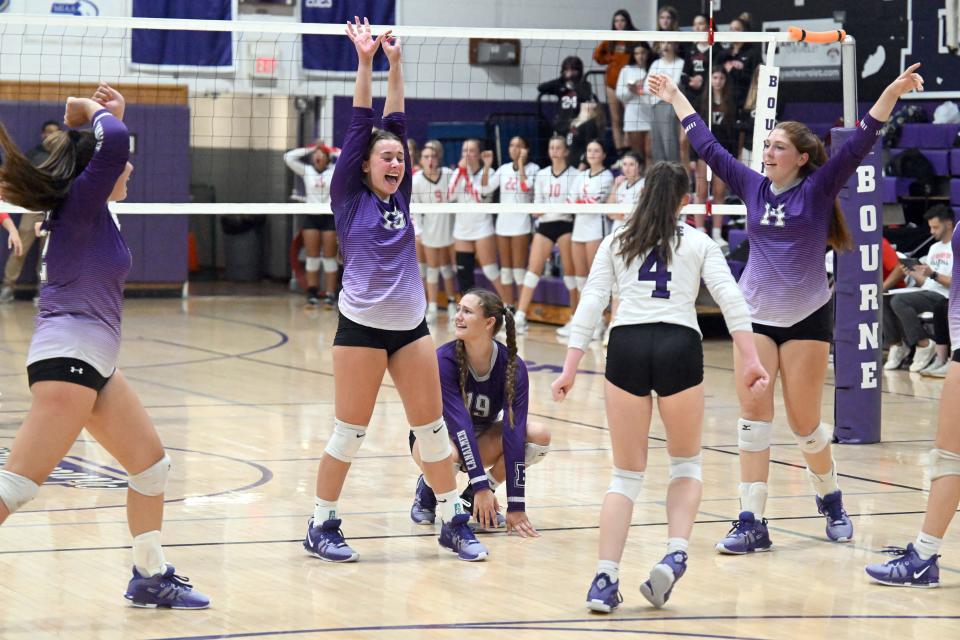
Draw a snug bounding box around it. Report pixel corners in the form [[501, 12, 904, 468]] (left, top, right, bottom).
[[0, 120, 60, 304], [646, 42, 685, 163], [716, 18, 761, 110], [594, 9, 638, 154], [568, 101, 607, 170], [1, 212, 23, 260], [736, 66, 761, 164], [538, 56, 596, 143], [884, 205, 954, 372], [655, 5, 684, 58], [882, 237, 906, 292], [692, 68, 738, 247], [680, 14, 711, 175], [618, 43, 654, 164]]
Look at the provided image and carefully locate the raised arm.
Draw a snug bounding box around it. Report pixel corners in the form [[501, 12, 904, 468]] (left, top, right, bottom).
[[283, 147, 310, 176], [381, 31, 403, 117], [868, 63, 924, 123], [345, 17, 387, 109], [64, 96, 129, 215]]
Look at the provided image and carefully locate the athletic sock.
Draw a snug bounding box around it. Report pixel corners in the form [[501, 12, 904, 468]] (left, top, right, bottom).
[[133, 530, 166, 577], [807, 462, 839, 498], [739, 481, 768, 518], [915, 532, 943, 560], [596, 559, 620, 583], [666, 537, 689, 554], [436, 488, 464, 522], [314, 497, 338, 523]]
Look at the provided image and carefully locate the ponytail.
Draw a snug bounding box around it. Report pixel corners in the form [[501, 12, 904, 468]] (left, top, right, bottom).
[[0, 124, 95, 212]]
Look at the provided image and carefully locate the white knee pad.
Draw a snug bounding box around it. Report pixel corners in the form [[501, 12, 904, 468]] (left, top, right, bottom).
[[305, 256, 321, 273], [440, 264, 454, 280], [575, 276, 588, 290], [500, 269, 514, 285], [0, 470, 39, 514], [426, 267, 441, 284], [322, 257, 338, 273], [669, 454, 702, 482], [738, 418, 772, 452], [512, 268, 526, 285], [481, 263, 500, 282], [607, 467, 645, 502], [563, 275, 577, 291], [794, 423, 831, 454], [524, 442, 550, 466], [418, 262, 427, 278], [324, 419, 367, 463], [929, 448, 960, 480], [412, 418, 452, 463], [523, 271, 541, 289], [127, 453, 171, 497]]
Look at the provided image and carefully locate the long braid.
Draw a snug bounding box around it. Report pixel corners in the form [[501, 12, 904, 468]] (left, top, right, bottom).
[[454, 337, 470, 410], [503, 309, 518, 428]]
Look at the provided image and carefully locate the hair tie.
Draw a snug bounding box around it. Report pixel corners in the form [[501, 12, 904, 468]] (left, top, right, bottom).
[[67, 130, 81, 144]]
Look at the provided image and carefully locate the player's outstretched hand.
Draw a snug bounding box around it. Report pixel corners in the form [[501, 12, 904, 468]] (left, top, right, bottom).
[[345, 16, 387, 62], [506, 511, 540, 538], [647, 73, 679, 103], [742, 358, 770, 396], [887, 63, 924, 98], [381, 32, 401, 65]]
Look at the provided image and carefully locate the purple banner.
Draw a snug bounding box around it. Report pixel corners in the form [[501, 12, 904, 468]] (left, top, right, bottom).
[[832, 128, 883, 444]]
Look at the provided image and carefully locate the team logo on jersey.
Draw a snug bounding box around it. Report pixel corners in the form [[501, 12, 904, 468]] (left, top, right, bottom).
[[760, 203, 786, 227], [381, 207, 406, 230], [514, 462, 526, 488]]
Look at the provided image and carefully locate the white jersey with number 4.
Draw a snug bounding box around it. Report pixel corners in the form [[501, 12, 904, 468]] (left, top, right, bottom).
[[567, 222, 752, 350], [570, 169, 614, 242], [533, 166, 579, 224], [412, 167, 455, 248]]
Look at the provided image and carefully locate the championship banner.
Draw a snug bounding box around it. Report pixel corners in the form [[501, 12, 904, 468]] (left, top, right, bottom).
[[131, 0, 233, 68], [750, 64, 780, 174], [833, 128, 883, 444], [302, 0, 395, 74]]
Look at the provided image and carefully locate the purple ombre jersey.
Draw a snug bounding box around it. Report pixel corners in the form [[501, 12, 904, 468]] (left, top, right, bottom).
[[438, 340, 529, 512], [27, 110, 131, 377], [330, 107, 425, 330], [684, 113, 883, 327], [950, 224, 959, 350]]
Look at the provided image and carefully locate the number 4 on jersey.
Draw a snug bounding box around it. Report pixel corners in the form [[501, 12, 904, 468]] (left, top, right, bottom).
[[637, 251, 671, 299]]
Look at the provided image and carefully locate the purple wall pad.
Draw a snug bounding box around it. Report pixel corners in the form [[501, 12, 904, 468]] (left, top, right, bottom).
[[951, 150, 960, 177], [832, 128, 883, 444], [0, 101, 189, 284], [951, 178, 960, 205]]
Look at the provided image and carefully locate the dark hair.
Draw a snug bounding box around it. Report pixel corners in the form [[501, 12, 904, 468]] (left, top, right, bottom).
[[737, 12, 753, 31], [620, 150, 645, 173], [453, 288, 520, 427], [612, 9, 637, 31], [510, 135, 529, 149], [632, 41, 653, 67], [364, 128, 403, 161], [0, 124, 95, 212], [561, 56, 584, 82], [696, 67, 737, 131], [774, 121, 853, 251], [41, 120, 61, 132], [924, 204, 955, 223], [617, 161, 689, 266]]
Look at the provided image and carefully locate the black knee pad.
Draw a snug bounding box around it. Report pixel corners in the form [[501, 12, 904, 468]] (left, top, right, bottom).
[[456, 252, 476, 294]]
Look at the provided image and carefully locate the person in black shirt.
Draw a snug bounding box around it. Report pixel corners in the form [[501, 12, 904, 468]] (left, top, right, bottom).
[[538, 56, 597, 141]]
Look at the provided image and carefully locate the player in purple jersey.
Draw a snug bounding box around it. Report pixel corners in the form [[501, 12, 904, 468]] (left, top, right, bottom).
[[866, 223, 960, 588], [648, 64, 925, 553], [304, 17, 487, 563], [0, 84, 209, 609], [551, 162, 769, 611], [408, 289, 551, 536]]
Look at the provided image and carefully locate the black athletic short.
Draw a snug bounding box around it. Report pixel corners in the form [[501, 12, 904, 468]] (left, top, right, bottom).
[[953, 349, 960, 364], [334, 313, 431, 356], [536, 220, 574, 243], [27, 357, 111, 392], [752, 301, 833, 346], [303, 214, 335, 232], [605, 323, 703, 397]]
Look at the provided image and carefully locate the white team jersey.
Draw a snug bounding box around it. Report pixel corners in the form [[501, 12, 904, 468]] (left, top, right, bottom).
[[609, 177, 645, 234], [480, 162, 539, 203], [570, 169, 614, 242], [412, 167, 455, 248], [534, 165, 580, 223], [284, 147, 334, 203], [568, 222, 752, 350], [451, 165, 495, 240]]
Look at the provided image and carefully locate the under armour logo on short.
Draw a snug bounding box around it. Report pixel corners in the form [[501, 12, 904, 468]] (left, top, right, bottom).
[[70, 366, 83, 375], [760, 203, 786, 227]]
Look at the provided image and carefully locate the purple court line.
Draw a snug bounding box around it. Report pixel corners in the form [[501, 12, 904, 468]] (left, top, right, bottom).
[[0, 437, 274, 515], [148, 615, 960, 640]]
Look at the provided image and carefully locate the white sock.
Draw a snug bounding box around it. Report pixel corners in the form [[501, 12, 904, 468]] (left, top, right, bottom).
[[712, 226, 723, 240], [739, 481, 768, 518], [666, 537, 689, 554], [915, 532, 943, 560], [515, 310, 526, 322], [486, 470, 501, 492], [436, 488, 465, 522], [314, 497, 338, 523], [807, 462, 839, 498], [596, 559, 620, 583], [428, 301, 438, 312], [132, 530, 166, 577]]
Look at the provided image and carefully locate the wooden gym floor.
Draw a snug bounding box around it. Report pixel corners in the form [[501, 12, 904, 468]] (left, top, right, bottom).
[[0, 294, 957, 639]]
